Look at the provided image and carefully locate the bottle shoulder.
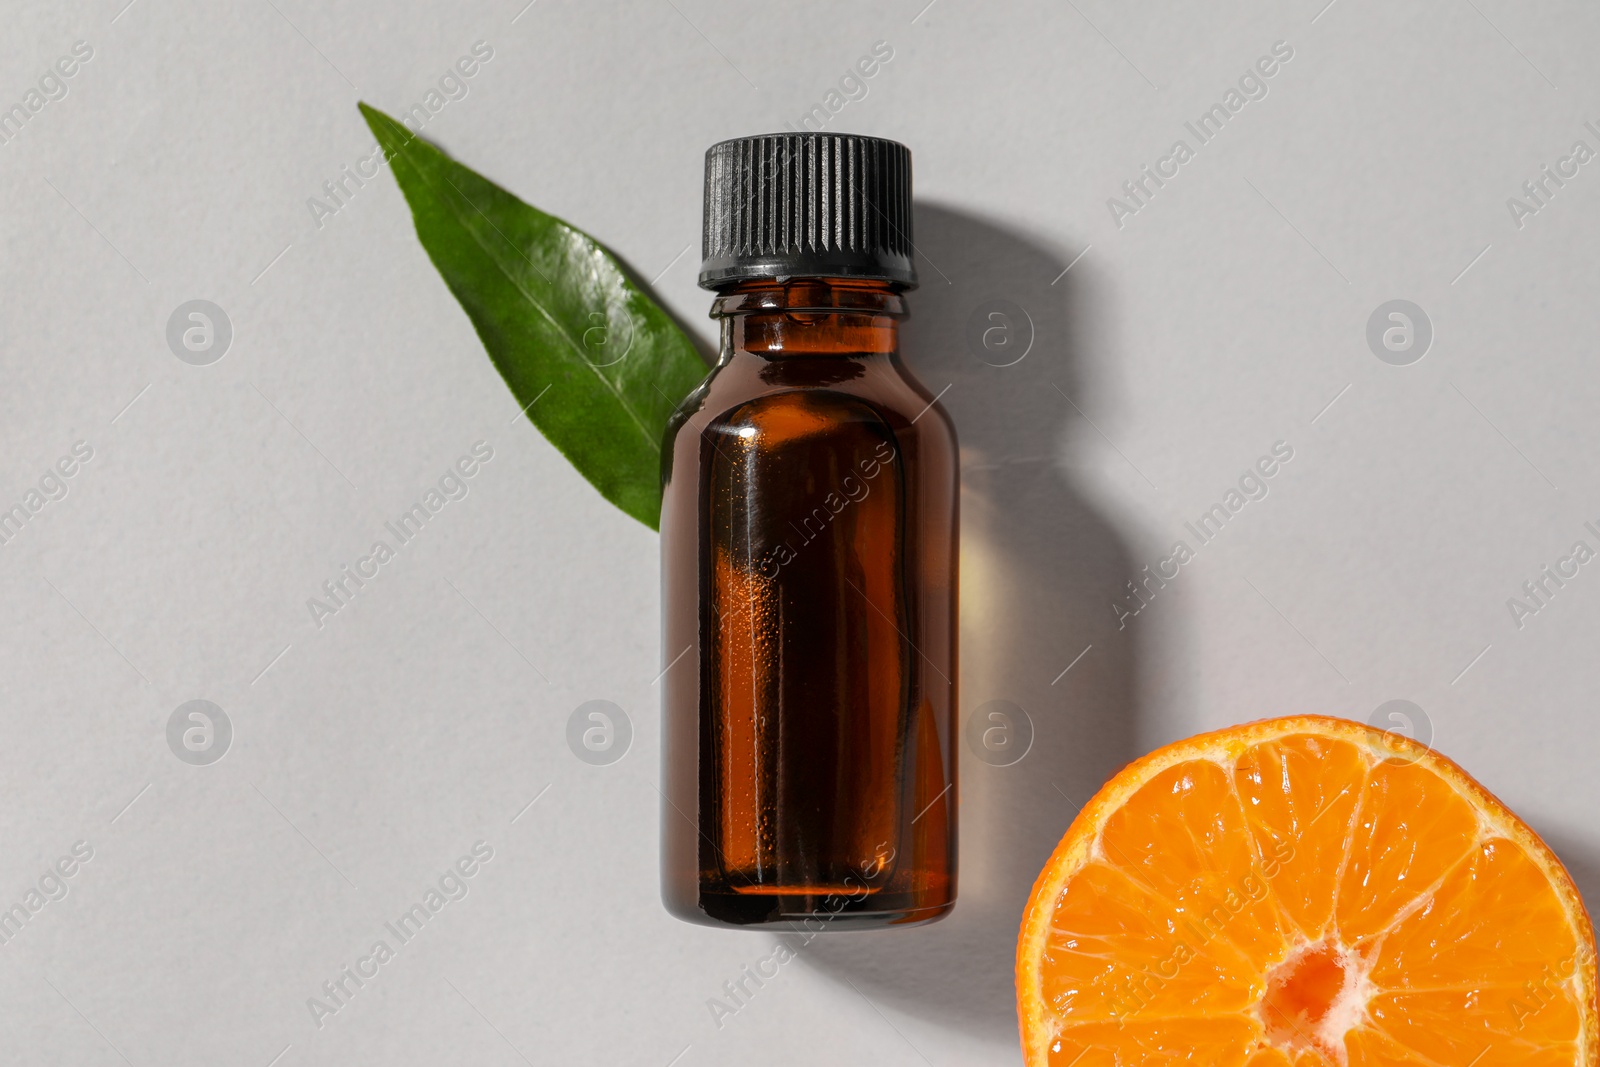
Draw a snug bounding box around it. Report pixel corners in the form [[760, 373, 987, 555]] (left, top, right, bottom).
[[669, 352, 957, 449]]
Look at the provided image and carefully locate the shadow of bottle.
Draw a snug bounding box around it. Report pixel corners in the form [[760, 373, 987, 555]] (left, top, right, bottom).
[[801, 204, 1147, 1049]]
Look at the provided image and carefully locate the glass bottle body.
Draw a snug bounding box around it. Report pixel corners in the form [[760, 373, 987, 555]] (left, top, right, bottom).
[[660, 280, 958, 928]]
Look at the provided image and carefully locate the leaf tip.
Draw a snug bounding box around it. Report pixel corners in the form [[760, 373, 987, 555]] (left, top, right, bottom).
[[356, 101, 409, 151]]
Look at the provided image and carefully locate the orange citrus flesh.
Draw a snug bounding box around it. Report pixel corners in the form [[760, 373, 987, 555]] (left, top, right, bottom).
[[1016, 716, 1598, 1067]]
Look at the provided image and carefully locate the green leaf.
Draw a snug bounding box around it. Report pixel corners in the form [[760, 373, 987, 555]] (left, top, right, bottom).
[[358, 102, 708, 530]]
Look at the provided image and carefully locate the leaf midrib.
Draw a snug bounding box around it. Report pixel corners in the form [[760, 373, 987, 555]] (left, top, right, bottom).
[[399, 139, 660, 456]]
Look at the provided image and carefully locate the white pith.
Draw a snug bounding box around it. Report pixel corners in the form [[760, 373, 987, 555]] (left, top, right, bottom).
[[1260, 938, 1376, 1066]]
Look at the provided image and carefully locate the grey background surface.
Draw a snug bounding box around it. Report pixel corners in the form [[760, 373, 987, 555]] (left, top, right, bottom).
[[2, 0, 1598, 1063]]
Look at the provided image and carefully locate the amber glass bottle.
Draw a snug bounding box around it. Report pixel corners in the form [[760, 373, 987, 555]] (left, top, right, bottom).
[[660, 134, 958, 928]]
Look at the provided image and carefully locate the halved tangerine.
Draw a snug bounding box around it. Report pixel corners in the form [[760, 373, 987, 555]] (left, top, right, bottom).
[[1016, 716, 1596, 1067]]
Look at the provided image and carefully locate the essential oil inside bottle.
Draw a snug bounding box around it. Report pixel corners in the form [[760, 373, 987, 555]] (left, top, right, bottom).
[[660, 134, 958, 928]]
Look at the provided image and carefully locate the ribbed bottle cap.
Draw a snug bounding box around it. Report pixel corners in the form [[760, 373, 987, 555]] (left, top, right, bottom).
[[699, 133, 916, 290]]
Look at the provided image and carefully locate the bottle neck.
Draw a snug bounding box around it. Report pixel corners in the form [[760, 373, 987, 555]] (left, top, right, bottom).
[[710, 278, 906, 359]]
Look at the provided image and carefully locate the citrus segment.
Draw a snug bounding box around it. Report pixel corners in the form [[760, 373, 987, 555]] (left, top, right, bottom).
[[1371, 837, 1579, 992], [1233, 734, 1365, 941], [1045, 1016, 1262, 1067], [1040, 860, 1260, 1023], [1365, 989, 1579, 1067], [1099, 758, 1290, 973], [1017, 717, 1597, 1067], [1334, 758, 1481, 945]]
